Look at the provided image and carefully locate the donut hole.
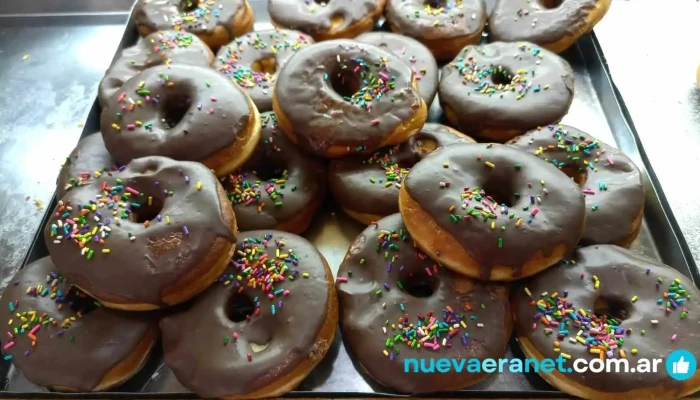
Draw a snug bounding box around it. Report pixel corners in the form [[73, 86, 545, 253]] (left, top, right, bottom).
[[254, 163, 288, 182], [402, 278, 438, 298], [251, 57, 278, 76], [330, 65, 361, 100], [179, 0, 200, 11], [538, 0, 563, 9], [129, 197, 165, 224], [64, 286, 99, 315], [227, 293, 255, 322], [313, 0, 330, 5], [161, 94, 191, 130], [424, 0, 448, 8], [490, 66, 515, 86], [250, 341, 270, 353], [481, 181, 515, 207], [560, 165, 587, 187], [414, 138, 438, 153], [330, 14, 345, 29], [593, 296, 631, 321]]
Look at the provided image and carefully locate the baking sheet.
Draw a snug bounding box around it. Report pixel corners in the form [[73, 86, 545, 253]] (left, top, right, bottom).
[[2, 0, 698, 397]]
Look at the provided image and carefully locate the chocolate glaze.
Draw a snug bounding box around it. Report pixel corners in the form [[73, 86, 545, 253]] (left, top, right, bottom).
[[0, 257, 156, 391], [221, 112, 326, 231], [134, 0, 244, 38], [56, 133, 120, 199], [509, 125, 644, 246], [329, 123, 474, 218], [439, 42, 574, 138], [160, 231, 334, 398], [513, 245, 700, 394], [355, 32, 438, 105], [404, 143, 585, 280], [100, 64, 253, 165], [490, 0, 599, 47], [98, 31, 212, 107], [274, 40, 423, 156], [267, 0, 380, 36], [214, 29, 314, 113], [44, 156, 236, 306], [337, 214, 511, 393], [385, 0, 486, 40]]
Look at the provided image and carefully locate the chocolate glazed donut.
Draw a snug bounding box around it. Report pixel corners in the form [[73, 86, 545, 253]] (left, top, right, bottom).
[[384, 0, 487, 61], [355, 32, 439, 106], [98, 30, 213, 106], [100, 64, 262, 178], [273, 40, 427, 158], [489, 0, 612, 54], [214, 29, 314, 112], [0, 257, 158, 391], [439, 42, 574, 142], [45, 156, 237, 310], [160, 231, 338, 399], [508, 125, 644, 247], [329, 123, 474, 225], [133, 0, 254, 49], [221, 112, 326, 234], [267, 0, 386, 41], [337, 214, 511, 393], [513, 245, 700, 399], [399, 143, 585, 281], [56, 133, 120, 199]]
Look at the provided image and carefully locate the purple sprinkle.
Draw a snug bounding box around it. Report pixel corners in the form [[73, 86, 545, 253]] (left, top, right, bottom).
[[152, 97, 159, 103], [656, 282, 660, 289], [389, 352, 394, 361], [13, 280, 19, 286], [89, 199, 97, 205], [387, 262, 392, 272], [185, 176, 190, 183], [57, 330, 64, 337], [645, 268, 650, 275], [462, 336, 467, 346], [118, 165, 126, 171], [178, 169, 183, 176], [155, 181, 160, 186], [49, 272, 57, 279], [105, 218, 111, 225], [278, 300, 282, 309], [399, 265, 405, 271], [23, 351, 29, 357], [384, 282, 390, 290], [93, 235, 99, 243], [183, 226, 189, 235], [291, 259, 299, 266], [157, 214, 162, 221], [563, 290, 568, 297], [96, 211, 102, 218], [533, 312, 543, 319]]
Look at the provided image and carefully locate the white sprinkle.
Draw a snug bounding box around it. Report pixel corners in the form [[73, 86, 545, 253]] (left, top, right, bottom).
[[130, 236, 136, 241], [477, 323, 484, 328], [651, 320, 659, 325], [382, 327, 386, 334], [53, 240, 61, 244]]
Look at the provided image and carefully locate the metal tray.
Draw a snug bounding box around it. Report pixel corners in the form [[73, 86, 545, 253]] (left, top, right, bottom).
[[2, 0, 698, 398]]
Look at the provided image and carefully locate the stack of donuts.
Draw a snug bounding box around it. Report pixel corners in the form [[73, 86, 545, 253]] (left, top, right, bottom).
[[2, 1, 699, 399]]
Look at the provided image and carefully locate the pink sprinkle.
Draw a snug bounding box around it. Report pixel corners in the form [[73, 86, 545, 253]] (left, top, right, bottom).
[[671, 334, 678, 341], [379, 72, 389, 80], [29, 325, 40, 335], [5, 332, 13, 339], [127, 124, 136, 130], [210, 97, 217, 102], [530, 208, 539, 216], [209, 108, 215, 114], [336, 277, 348, 283], [283, 290, 290, 296], [371, 119, 380, 125], [432, 344, 440, 351], [232, 332, 238, 340], [401, 46, 406, 54], [423, 342, 434, 349], [582, 189, 596, 195], [532, 323, 537, 329], [3, 341, 14, 350], [125, 187, 140, 195], [607, 156, 614, 165], [353, 66, 360, 73], [117, 92, 126, 102], [424, 267, 432, 276]]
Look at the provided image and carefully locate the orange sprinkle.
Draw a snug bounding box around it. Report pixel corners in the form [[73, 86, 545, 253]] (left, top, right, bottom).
[[540, 316, 550, 326], [144, 220, 150, 228]]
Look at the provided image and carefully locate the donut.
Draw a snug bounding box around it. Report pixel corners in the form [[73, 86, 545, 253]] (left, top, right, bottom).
[[98, 30, 213, 106], [160, 231, 338, 399], [336, 213, 511, 392], [508, 125, 644, 247], [384, 0, 487, 61], [267, 0, 386, 41], [355, 32, 438, 106], [513, 245, 700, 399], [273, 40, 427, 158], [221, 112, 326, 234], [44, 156, 237, 310], [329, 123, 474, 225], [439, 42, 574, 142], [489, 0, 612, 54], [100, 64, 262, 178], [56, 133, 121, 199], [398, 143, 585, 281], [214, 29, 314, 113], [0, 257, 158, 391], [133, 0, 254, 49]]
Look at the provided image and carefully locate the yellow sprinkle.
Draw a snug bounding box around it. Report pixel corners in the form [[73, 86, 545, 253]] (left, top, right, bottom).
[[196, 182, 203, 191], [524, 287, 531, 296], [631, 296, 638, 303], [23, 54, 30, 60], [102, 249, 110, 254], [594, 281, 600, 289], [540, 179, 545, 185], [561, 353, 571, 359], [550, 292, 558, 298], [490, 221, 495, 229], [516, 218, 523, 227], [620, 349, 626, 358], [553, 348, 560, 352], [576, 336, 586, 345], [7, 319, 12, 325], [383, 350, 389, 356], [590, 348, 601, 354], [165, 216, 170, 224], [460, 320, 467, 328], [675, 278, 682, 284], [485, 161, 495, 168], [148, 196, 152, 206], [631, 348, 638, 355], [302, 272, 310, 278]]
